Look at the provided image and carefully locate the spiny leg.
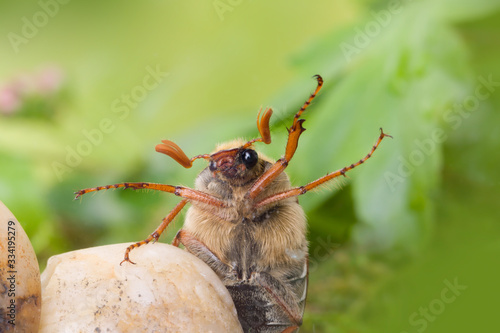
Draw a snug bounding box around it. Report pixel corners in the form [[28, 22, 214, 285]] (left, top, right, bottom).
[[120, 199, 188, 265], [247, 75, 324, 200], [292, 74, 324, 128], [284, 74, 324, 162], [255, 128, 392, 208], [74, 182, 227, 208]]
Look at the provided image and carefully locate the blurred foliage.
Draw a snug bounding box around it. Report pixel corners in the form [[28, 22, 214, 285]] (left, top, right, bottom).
[[1, 0, 500, 332]]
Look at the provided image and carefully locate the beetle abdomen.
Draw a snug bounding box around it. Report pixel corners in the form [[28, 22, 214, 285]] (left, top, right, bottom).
[[226, 282, 300, 333]]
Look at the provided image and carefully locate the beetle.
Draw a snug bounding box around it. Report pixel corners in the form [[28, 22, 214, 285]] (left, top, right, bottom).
[[75, 75, 391, 332]]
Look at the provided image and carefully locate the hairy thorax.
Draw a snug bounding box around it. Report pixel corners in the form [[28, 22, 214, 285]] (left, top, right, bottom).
[[182, 163, 308, 275]]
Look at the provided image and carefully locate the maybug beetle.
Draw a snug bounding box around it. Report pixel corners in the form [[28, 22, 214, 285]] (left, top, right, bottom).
[[75, 75, 391, 332]]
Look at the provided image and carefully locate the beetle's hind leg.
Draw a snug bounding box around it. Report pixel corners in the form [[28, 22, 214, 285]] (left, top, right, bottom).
[[120, 199, 188, 265]]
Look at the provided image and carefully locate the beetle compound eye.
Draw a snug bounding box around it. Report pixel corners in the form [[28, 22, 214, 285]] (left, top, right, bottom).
[[209, 160, 217, 172], [241, 149, 258, 169]]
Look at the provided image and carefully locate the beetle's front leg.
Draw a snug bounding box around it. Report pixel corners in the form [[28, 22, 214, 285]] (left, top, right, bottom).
[[246, 75, 324, 200], [120, 199, 188, 265], [74, 182, 227, 208]]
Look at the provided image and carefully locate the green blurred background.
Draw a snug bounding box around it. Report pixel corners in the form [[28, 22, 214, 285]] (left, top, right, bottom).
[[1, 0, 499, 331]]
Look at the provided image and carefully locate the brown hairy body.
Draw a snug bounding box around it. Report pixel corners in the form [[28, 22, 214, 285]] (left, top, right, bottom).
[[184, 141, 307, 271], [180, 140, 308, 332]]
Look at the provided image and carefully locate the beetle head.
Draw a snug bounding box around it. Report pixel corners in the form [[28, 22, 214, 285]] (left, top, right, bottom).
[[155, 107, 273, 184], [207, 141, 263, 184]]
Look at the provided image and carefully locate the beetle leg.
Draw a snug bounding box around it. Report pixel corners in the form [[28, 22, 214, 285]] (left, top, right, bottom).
[[255, 128, 392, 208], [74, 182, 227, 208], [120, 199, 188, 265], [247, 75, 323, 200], [173, 229, 232, 277]]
